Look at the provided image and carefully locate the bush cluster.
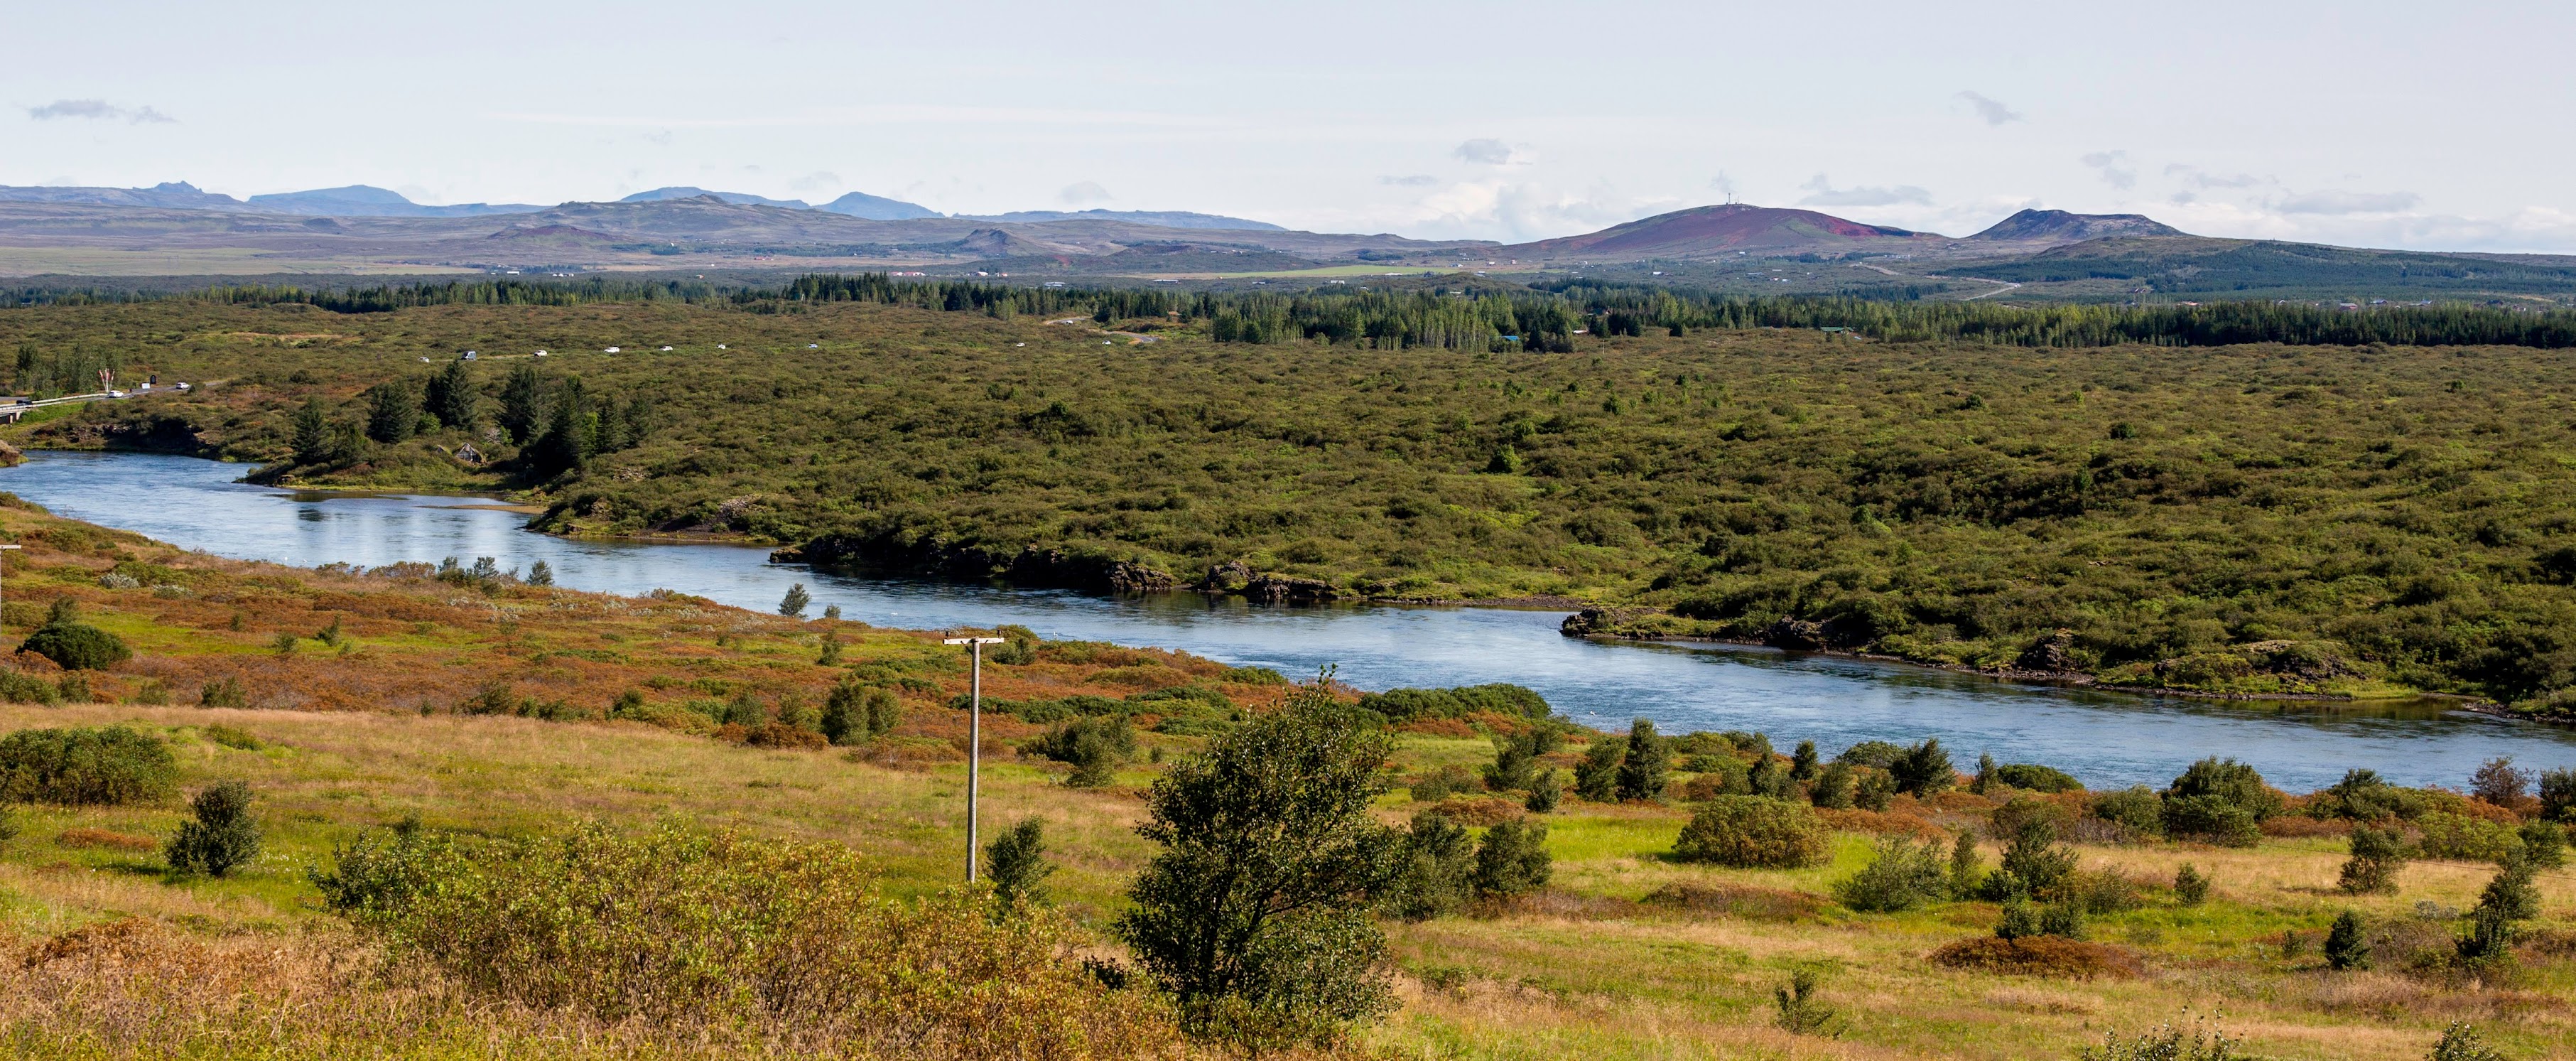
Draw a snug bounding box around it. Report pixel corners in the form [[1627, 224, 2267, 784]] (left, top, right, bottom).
[[19, 599, 131, 672], [1672, 796, 1830, 868], [312, 820, 1171, 1056], [0, 726, 177, 804]]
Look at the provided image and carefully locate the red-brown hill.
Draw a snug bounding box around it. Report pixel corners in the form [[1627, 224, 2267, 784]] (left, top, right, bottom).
[[1499, 204, 1943, 260]]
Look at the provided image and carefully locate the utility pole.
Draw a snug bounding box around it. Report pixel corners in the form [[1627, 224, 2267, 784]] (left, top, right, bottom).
[[942, 634, 1006, 883], [0, 544, 16, 631]]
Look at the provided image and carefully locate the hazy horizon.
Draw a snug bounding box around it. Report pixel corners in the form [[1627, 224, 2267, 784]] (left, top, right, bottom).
[[8, 0, 2574, 252]]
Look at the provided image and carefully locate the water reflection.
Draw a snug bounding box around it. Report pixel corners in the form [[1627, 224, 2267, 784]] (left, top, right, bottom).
[[6, 450, 2571, 790]]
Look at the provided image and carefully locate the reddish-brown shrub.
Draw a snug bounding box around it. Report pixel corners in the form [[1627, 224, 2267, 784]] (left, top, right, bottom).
[[55, 829, 157, 851], [1394, 717, 1478, 738], [1423, 796, 1523, 826], [1814, 807, 1947, 839], [1640, 882, 1822, 922], [2260, 815, 2352, 839], [1928, 936, 2142, 979]]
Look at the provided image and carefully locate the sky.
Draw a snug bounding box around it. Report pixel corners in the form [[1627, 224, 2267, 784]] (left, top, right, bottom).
[[6, 1, 2575, 252]]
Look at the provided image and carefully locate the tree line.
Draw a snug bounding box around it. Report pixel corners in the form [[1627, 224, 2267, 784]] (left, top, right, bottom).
[[16, 273, 2576, 350], [286, 357, 651, 479]]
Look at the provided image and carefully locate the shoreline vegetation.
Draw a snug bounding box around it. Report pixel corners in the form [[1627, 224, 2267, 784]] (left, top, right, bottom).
[[0, 500, 2567, 1058], [10, 278, 2576, 721]]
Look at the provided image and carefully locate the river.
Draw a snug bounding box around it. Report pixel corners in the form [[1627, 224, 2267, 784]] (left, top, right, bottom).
[[9, 450, 2571, 790]]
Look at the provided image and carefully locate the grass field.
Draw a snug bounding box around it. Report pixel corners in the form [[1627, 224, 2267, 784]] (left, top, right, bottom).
[[6, 695, 2568, 1060]]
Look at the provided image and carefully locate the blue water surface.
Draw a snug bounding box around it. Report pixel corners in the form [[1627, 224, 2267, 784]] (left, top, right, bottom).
[[12, 450, 2572, 790]]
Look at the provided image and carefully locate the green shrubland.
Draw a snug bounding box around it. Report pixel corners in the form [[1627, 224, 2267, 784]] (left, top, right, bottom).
[[18, 290, 2576, 704]]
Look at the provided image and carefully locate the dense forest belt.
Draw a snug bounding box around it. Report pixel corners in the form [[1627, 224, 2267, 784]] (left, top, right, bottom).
[[9, 296, 2576, 711]]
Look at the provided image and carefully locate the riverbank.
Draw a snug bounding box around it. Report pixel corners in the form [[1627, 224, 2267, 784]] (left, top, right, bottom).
[[8, 448, 2576, 790], [0, 433, 2509, 710], [1559, 625, 2511, 716]]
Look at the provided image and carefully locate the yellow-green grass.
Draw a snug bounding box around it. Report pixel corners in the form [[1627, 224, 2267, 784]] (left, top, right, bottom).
[[4, 696, 2569, 1060]]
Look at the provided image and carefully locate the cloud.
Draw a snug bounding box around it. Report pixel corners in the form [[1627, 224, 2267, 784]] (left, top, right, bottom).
[[2277, 189, 2420, 215], [642, 129, 673, 146], [26, 99, 173, 124], [1453, 138, 1520, 165], [1402, 179, 1684, 242], [789, 171, 841, 192], [1955, 91, 2021, 126], [2079, 151, 2137, 189], [1378, 174, 1439, 186], [2151, 198, 2576, 254], [2164, 163, 2262, 189], [1797, 174, 1932, 208], [1059, 181, 1112, 205]]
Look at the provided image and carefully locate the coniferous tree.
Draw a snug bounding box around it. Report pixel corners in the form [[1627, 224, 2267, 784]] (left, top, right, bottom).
[[1614, 718, 1667, 802], [617, 394, 656, 448], [524, 379, 590, 478], [497, 362, 549, 443], [2473, 853, 2541, 923], [290, 396, 332, 465], [1809, 761, 1857, 809], [1949, 829, 1985, 898], [2339, 824, 2409, 894], [1573, 737, 1623, 802], [423, 357, 478, 430], [983, 817, 1054, 917], [1525, 768, 1562, 812], [1471, 818, 1550, 898], [364, 379, 420, 444], [2324, 910, 2369, 969], [1890, 738, 1954, 796], [2173, 863, 2210, 905], [1789, 740, 1819, 781], [166, 780, 262, 877], [1385, 809, 1474, 922], [821, 681, 867, 745], [863, 686, 902, 737]]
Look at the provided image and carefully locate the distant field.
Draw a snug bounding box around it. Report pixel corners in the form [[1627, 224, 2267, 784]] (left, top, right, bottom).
[[1191, 264, 1483, 279], [0, 247, 482, 278]]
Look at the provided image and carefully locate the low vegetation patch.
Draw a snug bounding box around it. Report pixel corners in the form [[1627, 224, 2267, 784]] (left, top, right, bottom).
[[312, 819, 1176, 1057], [1672, 795, 1831, 868], [0, 726, 176, 805], [53, 826, 156, 851], [1927, 936, 2145, 979]]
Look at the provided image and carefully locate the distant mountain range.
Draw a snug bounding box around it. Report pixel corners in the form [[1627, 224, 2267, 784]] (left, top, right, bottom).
[[0, 181, 546, 217], [0, 183, 2569, 304], [0, 181, 1272, 228], [958, 210, 1284, 231], [1489, 205, 2187, 261]]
